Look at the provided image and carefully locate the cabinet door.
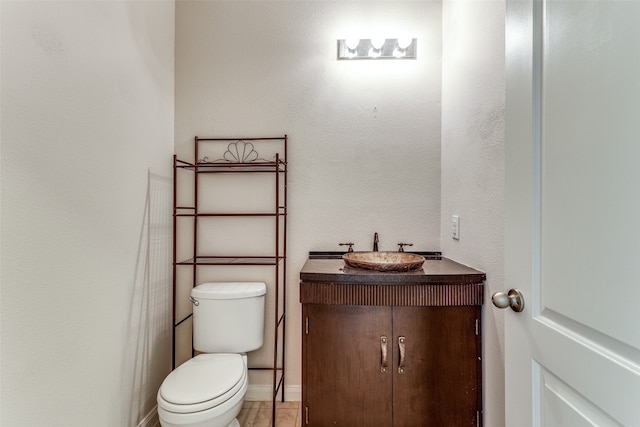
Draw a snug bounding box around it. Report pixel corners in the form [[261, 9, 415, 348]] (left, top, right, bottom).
[[393, 306, 480, 427], [304, 304, 393, 427]]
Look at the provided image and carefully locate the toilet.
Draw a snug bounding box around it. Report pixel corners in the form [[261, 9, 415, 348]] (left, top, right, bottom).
[[157, 282, 266, 427]]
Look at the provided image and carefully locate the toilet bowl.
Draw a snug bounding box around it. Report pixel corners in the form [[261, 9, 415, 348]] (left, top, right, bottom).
[[157, 282, 266, 427], [158, 354, 247, 427]]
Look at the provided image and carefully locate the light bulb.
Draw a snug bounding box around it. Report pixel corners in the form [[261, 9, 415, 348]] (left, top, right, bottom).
[[345, 38, 360, 50], [371, 38, 386, 50], [397, 37, 413, 49]]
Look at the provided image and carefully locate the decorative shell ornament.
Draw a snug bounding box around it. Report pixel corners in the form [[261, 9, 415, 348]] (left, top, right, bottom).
[[223, 140, 259, 163]]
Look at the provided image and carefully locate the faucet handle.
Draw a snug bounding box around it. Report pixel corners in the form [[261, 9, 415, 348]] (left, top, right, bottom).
[[397, 243, 413, 252], [339, 242, 355, 252]]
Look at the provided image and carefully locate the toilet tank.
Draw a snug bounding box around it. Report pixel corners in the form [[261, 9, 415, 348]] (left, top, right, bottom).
[[191, 282, 266, 353]]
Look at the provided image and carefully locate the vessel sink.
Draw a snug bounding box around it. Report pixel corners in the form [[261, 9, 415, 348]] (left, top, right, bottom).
[[342, 251, 425, 272]]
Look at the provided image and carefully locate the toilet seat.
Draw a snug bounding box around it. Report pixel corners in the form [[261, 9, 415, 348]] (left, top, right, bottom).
[[158, 354, 246, 414]]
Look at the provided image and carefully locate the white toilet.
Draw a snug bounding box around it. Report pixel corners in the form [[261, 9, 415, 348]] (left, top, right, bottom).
[[157, 282, 266, 427]]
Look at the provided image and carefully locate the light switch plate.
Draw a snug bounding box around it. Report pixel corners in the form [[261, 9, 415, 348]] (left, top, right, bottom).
[[452, 215, 460, 240]]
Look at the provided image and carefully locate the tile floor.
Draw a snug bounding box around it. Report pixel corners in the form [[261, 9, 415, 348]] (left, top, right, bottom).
[[237, 401, 302, 427]]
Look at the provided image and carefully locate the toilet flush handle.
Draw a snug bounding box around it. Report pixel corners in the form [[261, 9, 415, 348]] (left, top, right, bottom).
[[189, 296, 199, 306]]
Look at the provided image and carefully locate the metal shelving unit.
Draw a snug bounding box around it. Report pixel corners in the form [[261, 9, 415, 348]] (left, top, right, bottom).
[[172, 135, 287, 426]]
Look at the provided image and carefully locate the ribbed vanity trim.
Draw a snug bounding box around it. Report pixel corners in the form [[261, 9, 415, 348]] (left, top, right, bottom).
[[300, 282, 484, 306]]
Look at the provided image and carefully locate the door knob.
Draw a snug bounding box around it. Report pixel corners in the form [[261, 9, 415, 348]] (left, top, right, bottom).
[[491, 289, 525, 312]]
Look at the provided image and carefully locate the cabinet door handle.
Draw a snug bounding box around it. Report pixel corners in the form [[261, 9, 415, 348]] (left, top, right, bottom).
[[398, 336, 406, 374], [380, 336, 388, 373]]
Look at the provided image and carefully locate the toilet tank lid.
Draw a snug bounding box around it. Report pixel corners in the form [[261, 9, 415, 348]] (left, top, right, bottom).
[[192, 282, 266, 299]]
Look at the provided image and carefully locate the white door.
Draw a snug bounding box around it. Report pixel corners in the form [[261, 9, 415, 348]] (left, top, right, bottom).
[[503, 0, 640, 426]]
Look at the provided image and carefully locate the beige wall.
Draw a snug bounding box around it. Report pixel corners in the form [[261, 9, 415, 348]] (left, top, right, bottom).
[[1, 1, 175, 426], [175, 0, 443, 398], [441, 1, 506, 426]]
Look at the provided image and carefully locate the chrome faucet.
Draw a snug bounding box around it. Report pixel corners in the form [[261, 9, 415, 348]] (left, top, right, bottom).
[[373, 232, 379, 251]]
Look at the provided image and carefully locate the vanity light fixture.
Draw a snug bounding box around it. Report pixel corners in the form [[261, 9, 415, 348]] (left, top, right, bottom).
[[337, 38, 417, 60]]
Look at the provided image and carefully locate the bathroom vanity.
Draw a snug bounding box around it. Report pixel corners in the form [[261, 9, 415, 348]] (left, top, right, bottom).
[[300, 252, 485, 427]]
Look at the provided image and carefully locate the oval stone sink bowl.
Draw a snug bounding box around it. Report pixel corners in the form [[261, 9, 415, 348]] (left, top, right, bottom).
[[343, 251, 425, 272]]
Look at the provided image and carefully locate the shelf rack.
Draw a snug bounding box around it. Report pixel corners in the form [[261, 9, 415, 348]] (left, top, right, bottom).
[[172, 136, 287, 426]]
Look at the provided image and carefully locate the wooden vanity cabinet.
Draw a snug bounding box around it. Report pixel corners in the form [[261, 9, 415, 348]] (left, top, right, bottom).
[[303, 304, 394, 426], [300, 258, 485, 427], [394, 305, 481, 427], [303, 303, 481, 427]]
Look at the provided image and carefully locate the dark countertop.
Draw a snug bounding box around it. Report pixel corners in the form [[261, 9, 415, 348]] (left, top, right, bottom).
[[300, 253, 486, 285]]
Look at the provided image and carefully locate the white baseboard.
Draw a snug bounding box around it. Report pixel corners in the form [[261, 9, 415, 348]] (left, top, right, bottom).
[[245, 384, 302, 402], [137, 405, 159, 427]]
